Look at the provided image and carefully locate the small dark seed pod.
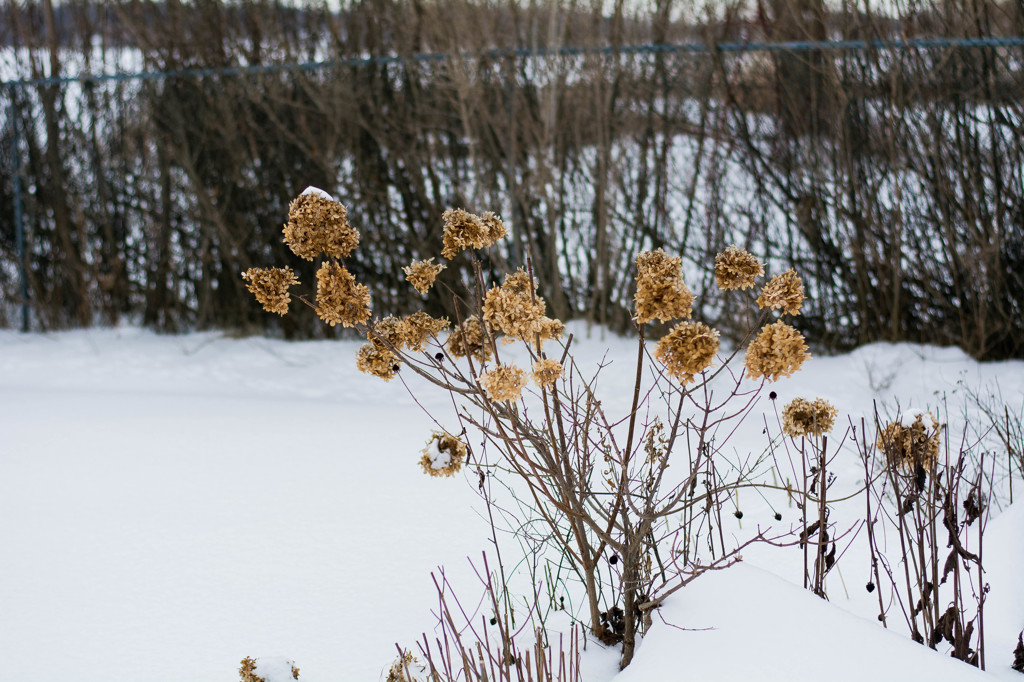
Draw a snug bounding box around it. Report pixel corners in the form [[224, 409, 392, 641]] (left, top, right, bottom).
[[609, 555, 619, 565], [435, 352, 444, 361], [769, 391, 778, 400], [733, 510, 744, 520], [866, 582, 876, 593], [489, 617, 497, 625], [774, 512, 783, 521]]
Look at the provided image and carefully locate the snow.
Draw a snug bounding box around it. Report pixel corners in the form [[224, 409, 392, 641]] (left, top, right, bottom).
[[0, 326, 1021, 682], [300, 186, 336, 202]]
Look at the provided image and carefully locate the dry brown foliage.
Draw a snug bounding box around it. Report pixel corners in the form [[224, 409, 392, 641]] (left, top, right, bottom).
[[283, 192, 359, 261], [315, 262, 371, 327], [782, 397, 837, 438], [756, 270, 805, 316], [400, 312, 450, 352], [403, 258, 446, 296], [876, 412, 943, 473], [634, 249, 694, 324], [440, 208, 506, 260], [483, 269, 547, 342], [532, 358, 565, 387], [715, 245, 764, 291], [479, 364, 528, 403], [241, 267, 299, 316], [446, 316, 492, 362], [745, 321, 810, 381], [654, 321, 720, 384], [356, 342, 399, 381]]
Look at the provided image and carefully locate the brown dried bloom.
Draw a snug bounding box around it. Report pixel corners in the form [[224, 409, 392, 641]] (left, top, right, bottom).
[[634, 249, 694, 324], [315, 262, 371, 327], [782, 397, 838, 438], [356, 342, 399, 381], [876, 411, 943, 473], [483, 269, 547, 341], [441, 208, 506, 260], [479, 364, 529, 403], [538, 316, 566, 342], [446, 316, 493, 362], [240, 657, 263, 682], [386, 651, 426, 682], [368, 316, 406, 351], [745, 321, 810, 382], [283, 190, 359, 261], [532, 358, 564, 388], [403, 258, 446, 295], [654, 321, 720, 384], [756, 269, 805, 316], [419, 431, 467, 478], [400, 312, 450, 352], [241, 267, 299, 316], [715, 245, 765, 291]]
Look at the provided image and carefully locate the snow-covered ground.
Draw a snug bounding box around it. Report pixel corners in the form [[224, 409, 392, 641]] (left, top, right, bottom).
[[1, 325, 1021, 681]]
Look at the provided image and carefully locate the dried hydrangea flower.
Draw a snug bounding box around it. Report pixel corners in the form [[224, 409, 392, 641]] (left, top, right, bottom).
[[745, 321, 810, 382], [782, 397, 837, 438], [315, 262, 371, 327], [356, 342, 399, 381], [479, 364, 529, 403], [715, 245, 764, 291], [385, 651, 428, 682], [876, 411, 942, 473], [419, 431, 467, 478], [441, 208, 506, 260], [403, 258, 446, 296], [283, 189, 359, 261], [241, 267, 299, 316], [634, 249, 694, 324], [483, 269, 548, 341], [756, 269, 805, 316], [532, 358, 564, 388], [447, 315, 493, 362], [538, 317, 566, 342], [400, 312, 450, 352], [654, 321, 720, 384]]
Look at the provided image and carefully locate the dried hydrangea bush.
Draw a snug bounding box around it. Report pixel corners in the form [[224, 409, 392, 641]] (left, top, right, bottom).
[[782, 397, 838, 438]]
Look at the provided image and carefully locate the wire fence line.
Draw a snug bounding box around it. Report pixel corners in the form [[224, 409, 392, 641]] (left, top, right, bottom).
[[3, 36, 1024, 89], [2, 35, 1023, 357]]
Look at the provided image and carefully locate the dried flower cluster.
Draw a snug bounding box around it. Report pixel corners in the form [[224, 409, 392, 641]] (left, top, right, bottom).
[[483, 269, 551, 342], [744, 321, 810, 382], [876, 411, 943, 473], [756, 270, 805, 316], [479, 364, 528, 403], [419, 431, 468, 478], [782, 397, 838, 438], [447, 316, 493, 362], [238, 657, 299, 682], [532, 358, 565, 387], [315, 262, 371, 327], [634, 250, 694, 324], [440, 208, 507, 260], [403, 258, 446, 295], [356, 342, 399, 381], [283, 192, 359, 261], [385, 651, 427, 682], [241, 267, 299, 316], [400, 312, 450, 352], [714, 245, 764, 290], [654, 321, 720, 384]]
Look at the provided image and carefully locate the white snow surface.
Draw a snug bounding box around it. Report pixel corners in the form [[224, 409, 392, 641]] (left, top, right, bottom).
[[1, 325, 1022, 682], [300, 186, 336, 202]]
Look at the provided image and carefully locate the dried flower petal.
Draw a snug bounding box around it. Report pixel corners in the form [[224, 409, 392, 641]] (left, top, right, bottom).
[[782, 397, 837, 438], [315, 262, 371, 327], [283, 192, 359, 261], [404, 258, 446, 296], [480, 211, 508, 242], [441, 208, 505, 260], [241, 267, 299, 316], [715, 245, 765, 291], [756, 269, 805, 316], [745, 321, 810, 382], [532, 358, 564, 388], [634, 249, 694, 324], [483, 269, 547, 341], [419, 431, 467, 478], [368, 316, 405, 351], [356, 342, 399, 381], [479, 364, 528, 403], [876, 411, 943, 473], [447, 316, 492, 362], [400, 312, 450, 352], [654, 321, 720, 384]]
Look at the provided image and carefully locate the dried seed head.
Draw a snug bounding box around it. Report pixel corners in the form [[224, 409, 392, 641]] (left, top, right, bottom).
[[400, 312, 451, 352], [356, 342, 399, 381], [479, 364, 529, 403], [634, 249, 694, 324], [483, 269, 548, 341], [441, 208, 505, 260], [756, 269, 805, 316], [876, 411, 943, 473], [654, 321, 720, 384], [419, 431, 468, 478], [283, 191, 359, 261], [447, 315, 492, 362], [532, 358, 565, 388], [315, 262, 371, 327], [241, 267, 299, 316], [782, 397, 838, 438], [239, 657, 264, 682], [368, 316, 406, 351], [403, 258, 446, 296], [745, 321, 810, 382], [385, 651, 427, 682], [538, 316, 566, 342], [715, 245, 764, 291]]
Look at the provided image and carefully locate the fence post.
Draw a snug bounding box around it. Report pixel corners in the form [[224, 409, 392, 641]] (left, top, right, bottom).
[[6, 85, 29, 332]]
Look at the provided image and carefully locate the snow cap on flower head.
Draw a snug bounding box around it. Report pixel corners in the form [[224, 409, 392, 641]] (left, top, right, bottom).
[[419, 431, 467, 478]]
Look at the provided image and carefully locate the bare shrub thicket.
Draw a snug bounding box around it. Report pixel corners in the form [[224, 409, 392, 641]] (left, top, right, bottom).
[[1, 0, 1022, 359]]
